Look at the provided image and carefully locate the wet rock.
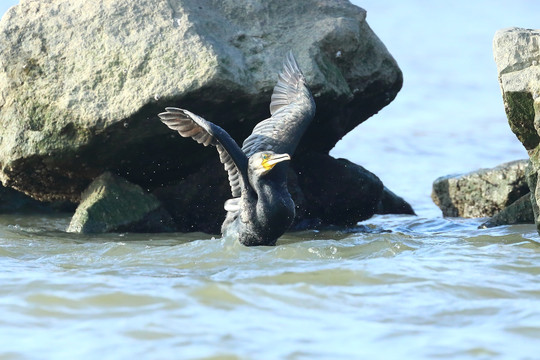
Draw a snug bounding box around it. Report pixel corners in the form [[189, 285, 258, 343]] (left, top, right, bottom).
[[376, 186, 415, 216], [480, 193, 534, 228], [153, 153, 415, 233], [494, 28, 540, 233], [432, 160, 529, 218], [67, 172, 175, 233], [293, 154, 403, 228], [0, 0, 402, 204], [291, 154, 415, 228]]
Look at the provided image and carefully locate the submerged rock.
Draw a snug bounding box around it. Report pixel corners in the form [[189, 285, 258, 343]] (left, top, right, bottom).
[[67, 172, 175, 233], [0, 0, 402, 203], [432, 160, 529, 218], [493, 28, 540, 233]]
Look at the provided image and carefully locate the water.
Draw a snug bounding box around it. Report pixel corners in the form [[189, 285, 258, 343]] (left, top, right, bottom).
[[1, 1, 540, 359], [1, 215, 539, 359]]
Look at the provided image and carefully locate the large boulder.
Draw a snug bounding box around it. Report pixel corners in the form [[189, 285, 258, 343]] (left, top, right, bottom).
[[494, 28, 540, 232], [1, 0, 413, 233], [432, 160, 529, 218], [0, 0, 402, 202]]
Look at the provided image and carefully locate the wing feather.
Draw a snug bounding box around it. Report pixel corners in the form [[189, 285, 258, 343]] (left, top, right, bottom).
[[242, 51, 316, 157], [158, 107, 248, 199]]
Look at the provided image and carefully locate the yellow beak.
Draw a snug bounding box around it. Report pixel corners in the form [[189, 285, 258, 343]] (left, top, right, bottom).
[[262, 153, 291, 171]]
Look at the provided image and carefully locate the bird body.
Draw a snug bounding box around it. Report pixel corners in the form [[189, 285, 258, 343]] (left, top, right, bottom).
[[158, 52, 315, 246]]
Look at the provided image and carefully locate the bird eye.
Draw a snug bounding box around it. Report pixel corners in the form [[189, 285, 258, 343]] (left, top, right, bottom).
[[262, 154, 268, 160]]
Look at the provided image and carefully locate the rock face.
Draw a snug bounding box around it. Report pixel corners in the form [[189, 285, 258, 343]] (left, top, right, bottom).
[[494, 28, 540, 232], [432, 160, 529, 218], [0, 0, 413, 233], [0, 0, 402, 203], [67, 172, 175, 233]]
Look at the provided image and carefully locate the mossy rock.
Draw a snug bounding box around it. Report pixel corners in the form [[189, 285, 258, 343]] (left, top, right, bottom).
[[67, 172, 175, 233]]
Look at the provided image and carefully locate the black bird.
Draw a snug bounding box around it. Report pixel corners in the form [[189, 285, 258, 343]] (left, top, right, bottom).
[[158, 52, 316, 246]]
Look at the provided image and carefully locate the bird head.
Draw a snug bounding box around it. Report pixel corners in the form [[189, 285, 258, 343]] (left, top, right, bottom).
[[248, 151, 291, 177]]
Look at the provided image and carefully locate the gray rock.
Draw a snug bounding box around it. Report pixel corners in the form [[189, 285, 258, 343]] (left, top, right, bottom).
[[480, 193, 534, 228], [67, 172, 175, 233], [493, 28, 540, 150], [493, 28, 540, 233], [432, 160, 529, 218], [0, 0, 402, 204]]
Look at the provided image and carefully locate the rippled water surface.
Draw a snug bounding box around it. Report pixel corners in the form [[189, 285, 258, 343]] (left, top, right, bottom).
[[1, 214, 539, 359], [2, 0, 540, 359]]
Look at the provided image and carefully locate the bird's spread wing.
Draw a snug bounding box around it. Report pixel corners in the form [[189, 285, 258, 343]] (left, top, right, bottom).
[[158, 107, 248, 199], [242, 51, 316, 157]]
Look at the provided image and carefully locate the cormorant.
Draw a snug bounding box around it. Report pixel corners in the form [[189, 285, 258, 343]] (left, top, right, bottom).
[[158, 52, 316, 246]]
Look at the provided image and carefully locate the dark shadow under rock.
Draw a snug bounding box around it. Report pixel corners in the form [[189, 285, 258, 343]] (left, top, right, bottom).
[[432, 159, 529, 218], [152, 160, 231, 235], [0, 185, 75, 214], [153, 152, 415, 234]]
